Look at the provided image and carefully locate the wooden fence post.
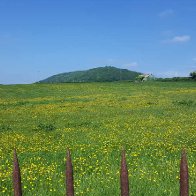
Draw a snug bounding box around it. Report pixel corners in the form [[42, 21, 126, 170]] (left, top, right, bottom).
[[66, 149, 74, 196], [180, 149, 189, 196], [120, 150, 129, 196], [13, 149, 22, 196]]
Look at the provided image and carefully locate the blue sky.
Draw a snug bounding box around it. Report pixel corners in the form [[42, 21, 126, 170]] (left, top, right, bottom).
[[0, 0, 196, 84]]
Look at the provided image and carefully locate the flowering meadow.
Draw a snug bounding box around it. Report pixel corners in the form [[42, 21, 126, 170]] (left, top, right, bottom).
[[0, 82, 196, 195]]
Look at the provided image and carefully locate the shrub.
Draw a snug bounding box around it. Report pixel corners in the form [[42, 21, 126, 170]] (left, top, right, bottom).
[[37, 123, 56, 131]]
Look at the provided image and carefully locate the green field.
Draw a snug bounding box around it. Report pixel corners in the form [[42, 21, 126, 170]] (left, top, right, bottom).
[[0, 82, 196, 195]]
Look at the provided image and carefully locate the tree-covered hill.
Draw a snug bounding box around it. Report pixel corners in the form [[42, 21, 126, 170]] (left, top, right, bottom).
[[37, 66, 142, 83]]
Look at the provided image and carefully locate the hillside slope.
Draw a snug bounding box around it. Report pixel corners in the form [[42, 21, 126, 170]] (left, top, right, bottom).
[[38, 66, 142, 83]]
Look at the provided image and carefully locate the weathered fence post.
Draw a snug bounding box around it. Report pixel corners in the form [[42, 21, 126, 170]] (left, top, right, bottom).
[[120, 150, 129, 196], [13, 149, 22, 196], [180, 149, 189, 196], [66, 149, 74, 196]]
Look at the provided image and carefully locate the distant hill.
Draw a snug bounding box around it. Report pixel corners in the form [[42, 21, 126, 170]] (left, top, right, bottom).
[[37, 66, 142, 83]]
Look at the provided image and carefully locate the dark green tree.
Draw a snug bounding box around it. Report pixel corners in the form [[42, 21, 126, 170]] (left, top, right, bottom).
[[190, 71, 196, 80]]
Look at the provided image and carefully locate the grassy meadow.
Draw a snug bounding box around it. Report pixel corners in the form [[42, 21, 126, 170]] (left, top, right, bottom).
[[0, 81, 196, 195]]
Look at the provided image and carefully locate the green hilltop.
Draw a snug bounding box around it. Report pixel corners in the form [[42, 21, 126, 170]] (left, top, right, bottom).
[[38, 66, 142, 83]]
